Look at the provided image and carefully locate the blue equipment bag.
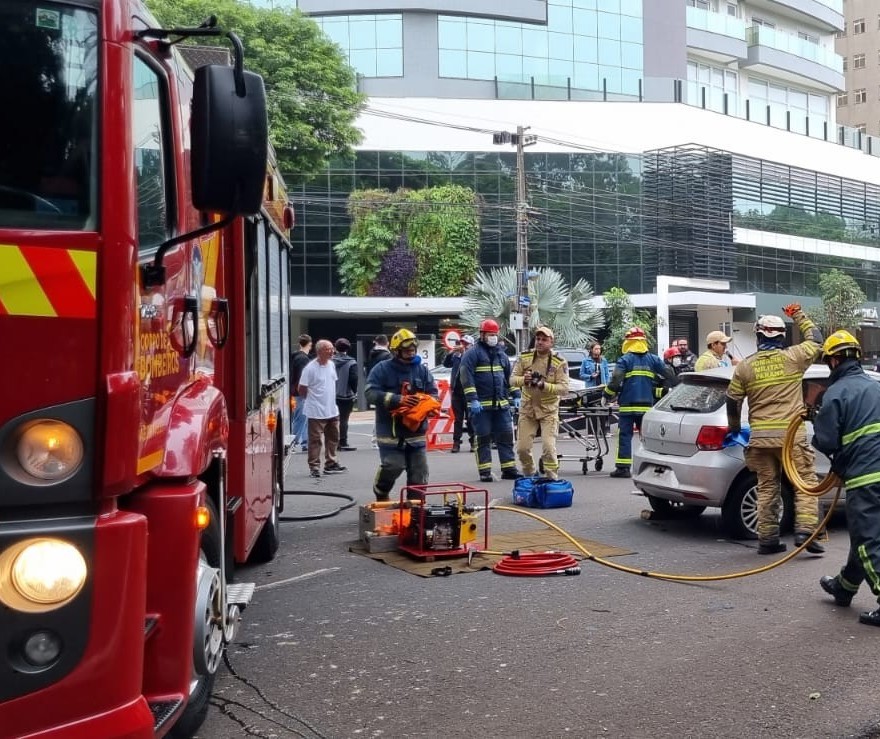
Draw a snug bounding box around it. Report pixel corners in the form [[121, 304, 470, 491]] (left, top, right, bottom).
[[512, 477, 574, 509], [535, 479, 574, 508], [512, 476, 539, 507]]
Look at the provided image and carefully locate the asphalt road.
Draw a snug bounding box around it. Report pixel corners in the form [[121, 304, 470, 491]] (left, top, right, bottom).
[[196, 419, 880, 739]]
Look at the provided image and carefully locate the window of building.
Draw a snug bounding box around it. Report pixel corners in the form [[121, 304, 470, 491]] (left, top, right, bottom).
[[854, 54, 866, 69], [854, 18, 866, 34], [843, 56, 848, 71], [438, 6, 644, 96], [836, 27, 846, 38], [752, 17, 776, 29], [855, 88, 868, 104], [748, 77, 829, 136], [687, 60, 738, 114], [838, 92, 848, 107], [798, 31, 818, 45], [314, 14, 403, 78], [855, 124, 867, 135], [727, 3, 738, 17]]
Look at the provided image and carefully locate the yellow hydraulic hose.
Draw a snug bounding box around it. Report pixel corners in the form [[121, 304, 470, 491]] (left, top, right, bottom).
[[781, 412, 842, 496], [485, 413, 841, 582]]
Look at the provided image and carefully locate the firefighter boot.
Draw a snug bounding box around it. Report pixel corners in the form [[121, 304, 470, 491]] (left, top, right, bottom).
[[757, 539, 786, 555], [794, 532, 825, 554], [858, 607, 880, 627], [819, 575, 854, 607], [609, 466, 631, 479]]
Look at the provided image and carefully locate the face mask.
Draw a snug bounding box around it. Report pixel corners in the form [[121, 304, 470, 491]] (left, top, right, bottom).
[[486, 336, 499, 347]]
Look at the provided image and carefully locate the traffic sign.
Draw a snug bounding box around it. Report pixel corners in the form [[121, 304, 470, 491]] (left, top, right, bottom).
[[442, 330, 461, 350]]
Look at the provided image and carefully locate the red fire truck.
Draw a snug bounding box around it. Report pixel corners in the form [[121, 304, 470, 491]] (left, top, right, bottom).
[[0, 1, 292, 736]]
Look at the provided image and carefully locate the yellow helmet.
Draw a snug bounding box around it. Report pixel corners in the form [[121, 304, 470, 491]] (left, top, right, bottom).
[[822, 330, 861, 359], [390, 328, 417, 352]]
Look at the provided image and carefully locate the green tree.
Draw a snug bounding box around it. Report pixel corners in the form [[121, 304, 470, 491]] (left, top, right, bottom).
[[602, 287, 655, 362], [146, 0, 363, 179], [459, 266, 603, 349], [334, 185, 481, 297], [807, 268, 866, 335]]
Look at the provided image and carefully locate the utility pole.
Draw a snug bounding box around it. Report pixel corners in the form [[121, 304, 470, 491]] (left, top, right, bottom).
[[492, 125, 536, 352]]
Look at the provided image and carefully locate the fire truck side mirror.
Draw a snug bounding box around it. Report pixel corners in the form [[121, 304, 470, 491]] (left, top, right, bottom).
[[191, 64, 268, 216]]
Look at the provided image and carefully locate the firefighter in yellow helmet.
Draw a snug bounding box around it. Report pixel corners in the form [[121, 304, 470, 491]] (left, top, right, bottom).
[[812, 331, 880, 626], [365, 328, 438, 501], [726, 305, 824, 555], [603, 327, 675, 478]]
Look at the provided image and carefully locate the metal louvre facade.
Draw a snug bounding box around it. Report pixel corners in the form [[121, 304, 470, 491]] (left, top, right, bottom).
[[642, 145, 736, 282]]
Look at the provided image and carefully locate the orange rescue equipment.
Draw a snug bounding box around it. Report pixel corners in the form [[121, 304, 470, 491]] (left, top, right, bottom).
[[390, 382, 441, 432]]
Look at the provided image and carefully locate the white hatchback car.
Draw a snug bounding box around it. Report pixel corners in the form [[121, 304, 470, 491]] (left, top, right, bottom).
[[631, 364, 868, 539]]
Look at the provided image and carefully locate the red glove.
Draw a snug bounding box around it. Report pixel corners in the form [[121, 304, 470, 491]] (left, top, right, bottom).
[[782, 303, 801, 318]]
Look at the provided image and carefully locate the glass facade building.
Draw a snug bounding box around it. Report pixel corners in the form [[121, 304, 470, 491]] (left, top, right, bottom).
[[289, 0, 880, 335], [289, 145, 880, 301], [437, 0, 643, 95]]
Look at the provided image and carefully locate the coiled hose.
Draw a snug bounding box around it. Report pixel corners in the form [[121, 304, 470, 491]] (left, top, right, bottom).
[[488, 413, 842, 581], [781, 411, 842, 497], [492, 551, 581, 577]]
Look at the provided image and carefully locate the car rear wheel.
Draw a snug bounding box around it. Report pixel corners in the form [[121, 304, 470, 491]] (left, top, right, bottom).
[[722, 472, 794, 539], [646, 495, 706, 518]]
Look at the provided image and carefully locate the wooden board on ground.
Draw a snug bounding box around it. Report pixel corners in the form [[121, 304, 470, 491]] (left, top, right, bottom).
[[348, 528, 633, 577]]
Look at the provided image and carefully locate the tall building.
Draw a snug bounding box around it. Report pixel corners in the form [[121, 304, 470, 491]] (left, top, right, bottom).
[[283, 1, 880, 357], [836, 0, 880, 139]]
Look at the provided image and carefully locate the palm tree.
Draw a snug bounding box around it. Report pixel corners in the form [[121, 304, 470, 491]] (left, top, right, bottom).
[[460, 266, 603, 349]]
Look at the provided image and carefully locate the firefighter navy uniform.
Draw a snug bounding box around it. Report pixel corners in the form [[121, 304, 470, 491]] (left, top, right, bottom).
[[726, 308, 823, 551], [459, 337, 518, 481], [366, 334, 438, 501], [510, 347, 569, 479], [604, 329, 674, 478], [812, 334, 880, 626]]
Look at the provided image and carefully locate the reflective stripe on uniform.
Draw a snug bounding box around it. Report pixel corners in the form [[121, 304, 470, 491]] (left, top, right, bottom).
[[842, 422, 880, 447], [625, 369, 656, 379], [858, 543, 880, 593], [845, 470, 880, 490]]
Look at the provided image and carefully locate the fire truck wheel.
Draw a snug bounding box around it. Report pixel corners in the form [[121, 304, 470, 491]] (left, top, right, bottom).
[[169, 499, 222, 738]]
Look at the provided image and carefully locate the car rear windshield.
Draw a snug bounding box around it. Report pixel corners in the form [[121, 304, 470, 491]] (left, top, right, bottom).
[[654, 378, 729, 414]]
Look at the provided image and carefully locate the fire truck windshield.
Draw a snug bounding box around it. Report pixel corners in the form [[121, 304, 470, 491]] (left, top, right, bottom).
[[0, 1, 98, 230]]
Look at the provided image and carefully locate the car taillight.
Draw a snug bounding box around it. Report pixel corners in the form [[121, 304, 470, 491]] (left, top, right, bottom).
[[696, 425, 728, 451]]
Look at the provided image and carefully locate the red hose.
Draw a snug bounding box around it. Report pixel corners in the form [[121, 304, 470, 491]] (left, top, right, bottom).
[[492, 551, 581, 577]]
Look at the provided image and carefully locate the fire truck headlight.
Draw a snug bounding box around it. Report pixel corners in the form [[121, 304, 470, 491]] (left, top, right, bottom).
[[0, 539, 87, 612], [15, 420, 84, 482]]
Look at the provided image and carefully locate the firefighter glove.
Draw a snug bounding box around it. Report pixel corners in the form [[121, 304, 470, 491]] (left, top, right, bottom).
[[469, 400, 482, 416], [401, 395, 420, 408], [783, 303, 801, 318], [513, 397, 521, 409]]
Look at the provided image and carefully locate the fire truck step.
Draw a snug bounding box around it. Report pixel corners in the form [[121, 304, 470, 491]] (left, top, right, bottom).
[[148, 697, 183, 731], [226, 582, 255, 608]]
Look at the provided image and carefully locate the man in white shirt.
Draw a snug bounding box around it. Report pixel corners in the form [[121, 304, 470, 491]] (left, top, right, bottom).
[[298, 339, 346, 478]]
